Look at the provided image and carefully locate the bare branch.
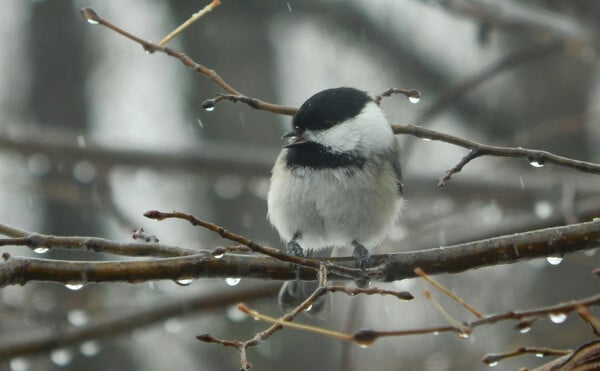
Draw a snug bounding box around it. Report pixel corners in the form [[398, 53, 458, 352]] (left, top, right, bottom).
[[157, 0, 221, 47], [80, 8, 297, 116], [2, 219, 599, 287], [0, 224, 195, 258], [482, 346, 572, 367], [350, 292, 600, 344], [198, 264, 331, 370], [373, 88, 421, 105], [415, 268, 483, 319], [393, 124, 600, 186], [201, 93, 298, 116]]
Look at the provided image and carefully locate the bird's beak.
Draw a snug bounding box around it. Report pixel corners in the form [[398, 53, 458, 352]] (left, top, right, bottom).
[[282, 128, 307, 148]]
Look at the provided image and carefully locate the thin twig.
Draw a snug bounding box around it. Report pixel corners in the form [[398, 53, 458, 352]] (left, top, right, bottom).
[[157, 0, 221, 47], [80, 8, 297, 115], [327, 285, 413, 301], [216, 291, 600, 351], [0, 227, 195, 257], [197, 264, 331, 370], [143, 210, 373, 280], [415, 267, 483, 318], [201, 93, 298, 116], [373, 88, 421, 105], [481, 346, 573, 367], [576, 306, 600, 337], [237, 302, 350, 341], [423, 290, 471, 334]]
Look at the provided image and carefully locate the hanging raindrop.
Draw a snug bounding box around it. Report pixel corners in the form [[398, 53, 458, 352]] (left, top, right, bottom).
[[81, 8, 100, 24], [529, 160, 545, 168], [201, 100, 215, 111], [175, 278, 193, 286], [225, 277, 241, 286], [65, 282, 85, 291], [546, 256, 563, 266], [408, 95, 421, 104], [549, 312, 567, 324]]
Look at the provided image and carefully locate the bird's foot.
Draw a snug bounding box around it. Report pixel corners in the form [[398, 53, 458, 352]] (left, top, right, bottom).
[[352, 242, 370, 288], [287, 240, 304, 280]]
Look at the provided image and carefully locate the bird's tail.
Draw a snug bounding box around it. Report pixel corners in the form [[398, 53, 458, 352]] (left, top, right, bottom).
[[278, 247, 333, 316]]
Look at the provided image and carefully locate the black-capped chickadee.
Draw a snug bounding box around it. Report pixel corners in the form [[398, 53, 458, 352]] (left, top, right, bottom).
[[267, 87, 403, 312]]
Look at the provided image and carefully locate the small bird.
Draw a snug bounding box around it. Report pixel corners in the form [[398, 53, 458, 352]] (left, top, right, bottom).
[[267, 87, 403, 312]]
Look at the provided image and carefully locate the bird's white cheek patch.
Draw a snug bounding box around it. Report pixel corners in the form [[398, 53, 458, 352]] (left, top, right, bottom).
[[311, 125, 360, 153]]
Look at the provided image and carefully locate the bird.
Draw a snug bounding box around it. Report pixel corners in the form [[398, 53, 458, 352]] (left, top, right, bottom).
[[267, 87, 403, 313]]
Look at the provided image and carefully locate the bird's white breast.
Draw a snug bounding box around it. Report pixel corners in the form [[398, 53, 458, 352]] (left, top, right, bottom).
[[267, 151, 400, 250]]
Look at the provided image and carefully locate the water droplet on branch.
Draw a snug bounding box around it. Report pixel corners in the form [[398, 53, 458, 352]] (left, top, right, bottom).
[[515, 322, 532, 334], [549, 312, 567, 324], [225, 277, 241, 286], [408, 95, 421, 104], [529, 159, 545, 168], [201, 100, 215, 111], [352, 329, 378, 348], [175, 278, 193, 286], [33, 247, 49, 254], [65, 282, 85, 291], [546, 256, 563, 265], [81, 8, 100, 24]]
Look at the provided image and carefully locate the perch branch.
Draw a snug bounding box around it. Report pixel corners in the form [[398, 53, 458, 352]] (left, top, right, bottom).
[[2, 219, 600, 287]]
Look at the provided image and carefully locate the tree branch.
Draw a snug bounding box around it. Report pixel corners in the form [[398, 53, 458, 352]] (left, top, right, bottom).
[[2, 219, 599, 287], [392, 124, 600, 186]]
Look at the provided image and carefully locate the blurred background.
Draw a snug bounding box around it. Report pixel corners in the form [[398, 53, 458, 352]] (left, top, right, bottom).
[[1, 1, 600, 370]]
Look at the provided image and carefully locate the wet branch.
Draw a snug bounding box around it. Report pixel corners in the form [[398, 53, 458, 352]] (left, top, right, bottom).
[[1, 218, 599, 287], [392, 124, 600, 186], [77, 7, 600, 190]]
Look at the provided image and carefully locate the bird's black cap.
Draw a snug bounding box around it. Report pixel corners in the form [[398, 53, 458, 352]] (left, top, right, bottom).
[[292, 87, 372, 131]]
